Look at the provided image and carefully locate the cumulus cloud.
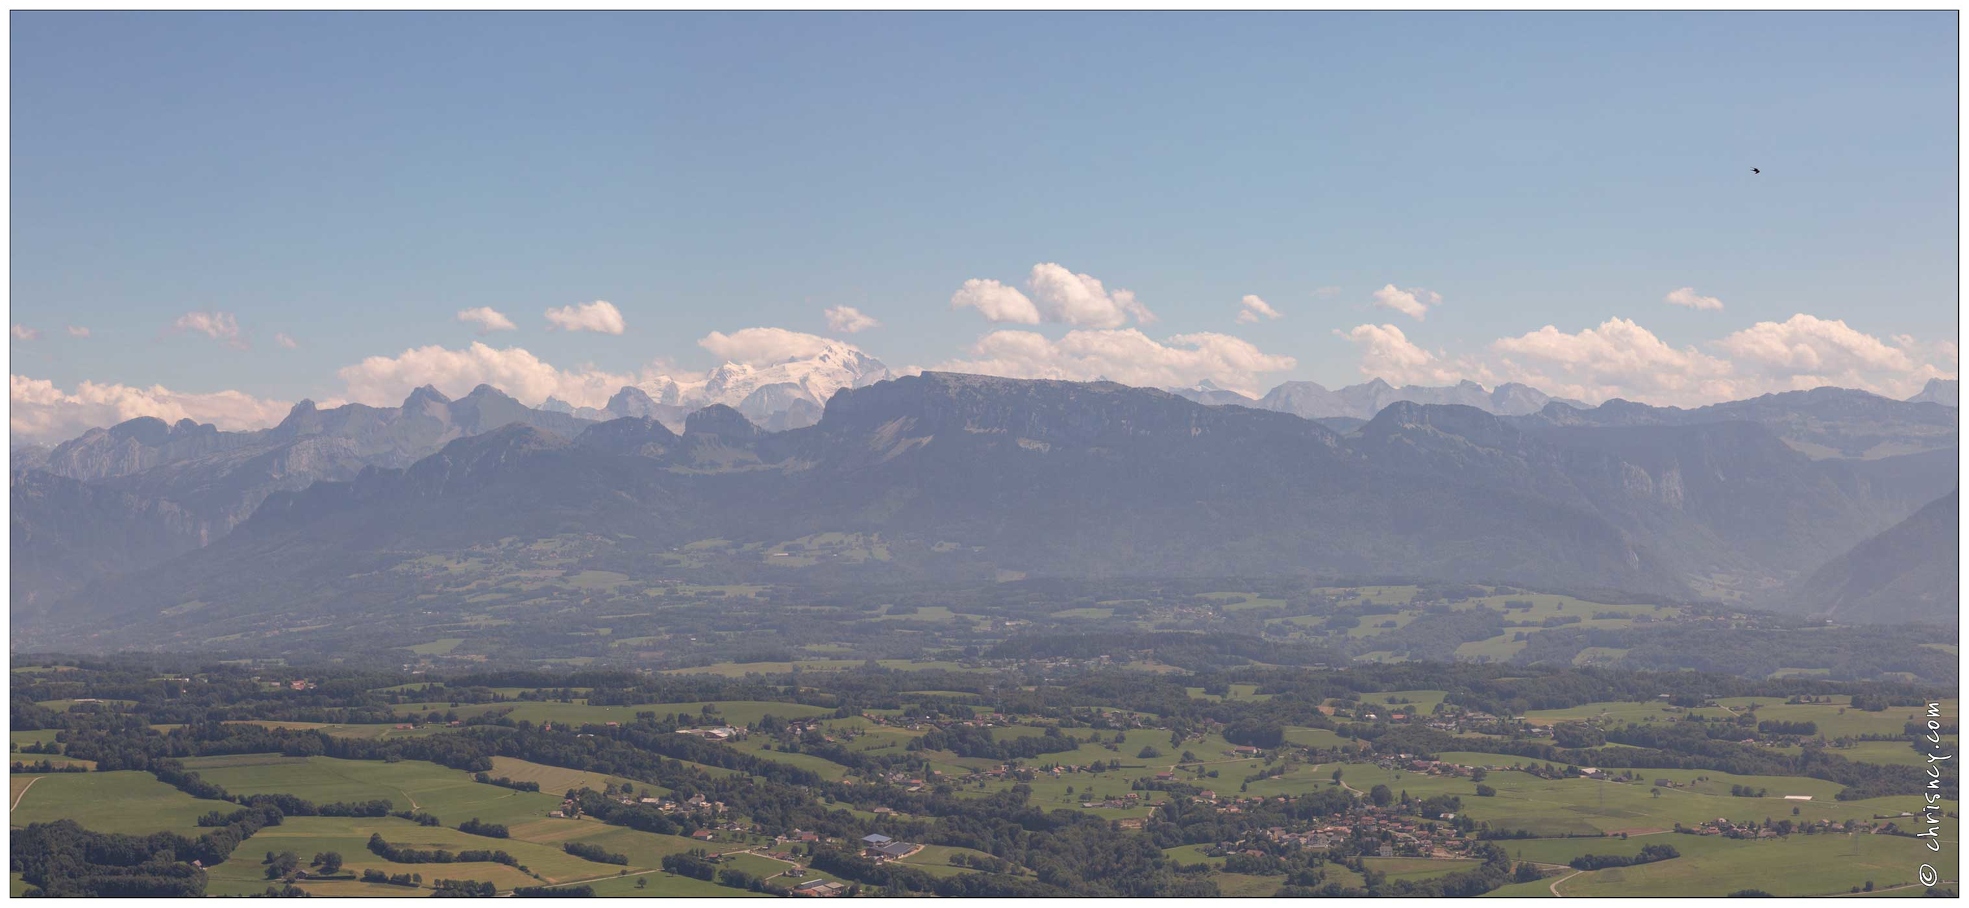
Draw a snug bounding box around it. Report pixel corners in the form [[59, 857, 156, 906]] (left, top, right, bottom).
[[951, 278, 1042, 324], [934, 328, 1294, 395], [1665, 287, 1724, 311], [1027, 263, 1155, 327], [1235, 295, 1282, 324], [953, 264, 1155, 328], [824, 305, 881, 334], [11, 325, 39, 341], [275, 333, 299, 349], [1371, 284, 1441, 320], [698, 327, 841, 365], [1489, 318, 1737, 404], [543, 300, 626, 335], [337, 342, 638, 409], [173, 311, 248, 349], [65, 326, 90, 339], [1334, 313, 1955, 407], [456, 307, 518, 333], [1334, 323, 1485, 388], [1715, 313, 1910, 376], [11, 374, 292, 446]]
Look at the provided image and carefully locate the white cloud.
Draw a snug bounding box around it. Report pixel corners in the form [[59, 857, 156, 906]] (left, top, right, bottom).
[[1711, 314, 1949, 398], [1370, 284, 1441, 321], [934, 328, 1295, 396], [953, 264, 1155, 328], [1665, 287, 1724, 311], [11, 325, 39, 341], [337, 342, 638, 409], [824, 305, 881, 334], [543, 300, 626, 335], [1027, 263, 1156, 327], [11, 374, 291, 446], [950, 278, 1042, 324], [697, 327, 840, 365], [456, 307, 518, 333], [1236, 294, 1282, 324], [173, 311, 248, 349], [65, 326, 90, 339], [1334, 324, 1491, 387], [1715, 313, 1910, 376], [275, 332, 299, 349], [1489, 318, 1737, 404], [1337, 314, 1957, 407]]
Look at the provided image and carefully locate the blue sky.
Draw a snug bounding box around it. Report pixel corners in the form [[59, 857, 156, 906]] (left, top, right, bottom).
[[10, 12, 1958, 440]]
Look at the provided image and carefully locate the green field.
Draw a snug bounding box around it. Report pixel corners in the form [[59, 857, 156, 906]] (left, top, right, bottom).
[[1247, 755, 1942, 838], [199, 814, 638, 892], [586, 872, 770, 897], [1552, 831, 1958, 897], [179, 753, 566, 828], [389, 698, 838, 728], [10, 771, 215, 835]]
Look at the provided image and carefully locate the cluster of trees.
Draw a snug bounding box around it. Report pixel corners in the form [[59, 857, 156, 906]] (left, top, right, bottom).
[[511, 884, 595, 896], [562, 841, 628, 865], [473, 772, 541, 792], [1222, 719, 1285, 748], [359, 869, 421, 886], [9, 759, 89, 773], [430, 879, 499, 897], [12, 819, 247, 897], [1729, 785, 1769, 798], [1758, 720, 1818, 736], [457, 818, 509, 838], [908, 724, 1083, 760], [365, 833, 517, 867], [1569, 843, 1680, 870], [660, 850, 718, 881]]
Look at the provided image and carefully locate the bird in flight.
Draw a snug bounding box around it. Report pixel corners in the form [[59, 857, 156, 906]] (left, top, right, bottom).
[[1751, 167, 1760, 174]]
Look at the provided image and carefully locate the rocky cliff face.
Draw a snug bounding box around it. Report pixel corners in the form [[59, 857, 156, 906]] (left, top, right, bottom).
[[1523, 386, 1958, 460], [1908, 378, 1959, 408], [1784, 489, 1957, 624], [1254, 378, 1559, 420]]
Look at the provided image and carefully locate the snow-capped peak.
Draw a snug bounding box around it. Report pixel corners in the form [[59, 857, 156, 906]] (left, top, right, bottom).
[[640, 338, 890, 411]]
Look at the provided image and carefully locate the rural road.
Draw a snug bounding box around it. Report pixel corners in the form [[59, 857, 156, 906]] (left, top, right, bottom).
[[1550, 869, 1583, 897], [11, 776, 39, 811]]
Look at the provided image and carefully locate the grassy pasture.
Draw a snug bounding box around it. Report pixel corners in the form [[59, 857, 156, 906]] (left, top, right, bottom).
[[1552, 831, 1958, 897], [1283, 726, 1355, 749], [1301, 756, 1950, 838], [586, 872, 769, 896], [203, 814, 617, 890], [737, 743, 852, 781], [223, 719, 441, 740], [389, 698, 836, 728], [1816, 739, 1957, 768], [179, 754, 564, 829], [32, 699, 135, 711], [9, 771, 216, 835], [485, 756, 646, 796]]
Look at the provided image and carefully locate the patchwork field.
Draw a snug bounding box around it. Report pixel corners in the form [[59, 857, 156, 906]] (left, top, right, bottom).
[[389, 698, 838, 728], [10, 771, 214, 835], [178, 753, 565, 828], [1550, 831, 1958, 897]]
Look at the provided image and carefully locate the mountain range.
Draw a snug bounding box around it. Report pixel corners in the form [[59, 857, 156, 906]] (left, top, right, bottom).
[[537, 339, 893, 432], [1784, 489, 1958, 625], [10, 370, 1957, 650]]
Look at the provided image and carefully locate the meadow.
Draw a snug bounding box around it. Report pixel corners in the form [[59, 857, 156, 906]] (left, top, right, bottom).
[[10, 771, 215, 835]]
